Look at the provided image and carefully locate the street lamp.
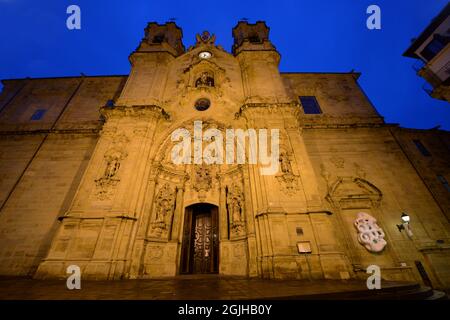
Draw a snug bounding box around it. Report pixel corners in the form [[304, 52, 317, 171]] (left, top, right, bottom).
[[397, 212, 413, 237], [401, 212, 410, 223]]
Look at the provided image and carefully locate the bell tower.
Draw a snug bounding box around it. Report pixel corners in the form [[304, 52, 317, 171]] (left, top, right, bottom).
[[232, 21, 291, 104], [115, 22, 185, 107], [139, 22, 185, 56]]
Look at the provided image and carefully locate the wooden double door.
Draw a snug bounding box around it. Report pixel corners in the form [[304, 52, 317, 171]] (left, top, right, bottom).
[[180, 204, 219, 274]]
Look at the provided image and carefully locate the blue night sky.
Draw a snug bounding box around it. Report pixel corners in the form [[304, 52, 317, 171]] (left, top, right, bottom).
[[0, 0, 449, 129]]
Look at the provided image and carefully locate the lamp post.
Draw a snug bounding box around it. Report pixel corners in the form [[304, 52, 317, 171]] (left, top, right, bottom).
[[397, 212, 413, 238]]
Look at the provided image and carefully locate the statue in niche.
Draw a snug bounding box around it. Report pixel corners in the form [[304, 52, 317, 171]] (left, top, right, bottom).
[[104, 158, 120, 179], [227, 183, 245, 235], [276, 151, 299, 196], [354, 212, 387, 253], [195, 72, 214, 87], [230, 197, 242, 223], [95, 148, 127, 200], [151, 183, 176, 237], [154, 198, 172, 223], [279, 152, 293, 174]]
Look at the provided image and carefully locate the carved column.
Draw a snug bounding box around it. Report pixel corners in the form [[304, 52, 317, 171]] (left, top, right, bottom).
[[128, 166, 159, 278], [170, 184, 186, 241], [219, 178, 228, 240]]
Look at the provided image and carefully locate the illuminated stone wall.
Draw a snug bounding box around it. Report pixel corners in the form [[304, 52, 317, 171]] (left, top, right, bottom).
[[0, 22, 448, 290]]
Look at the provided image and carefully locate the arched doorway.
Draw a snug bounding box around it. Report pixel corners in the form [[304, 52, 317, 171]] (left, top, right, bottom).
[[180, 203, 219, 274]]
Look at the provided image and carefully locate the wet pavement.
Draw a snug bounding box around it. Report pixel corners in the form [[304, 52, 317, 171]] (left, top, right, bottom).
[[0, 276, 417, 300]]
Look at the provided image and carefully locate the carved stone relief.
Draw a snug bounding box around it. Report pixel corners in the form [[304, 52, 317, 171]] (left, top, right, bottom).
[[95, 148, 128, 200], [195, 72, 214, 87], [276, 152, 299, 196], [226, 183, 246, 236], [193, 164, 212, 192], [150, 183, 176, 238], [354, 212, 387, 253]]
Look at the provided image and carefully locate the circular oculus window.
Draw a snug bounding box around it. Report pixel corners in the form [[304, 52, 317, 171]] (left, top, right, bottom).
[[194, 98, 211, 111]]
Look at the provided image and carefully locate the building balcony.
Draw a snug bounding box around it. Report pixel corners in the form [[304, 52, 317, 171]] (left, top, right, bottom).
[[416, 45, 450, 101]]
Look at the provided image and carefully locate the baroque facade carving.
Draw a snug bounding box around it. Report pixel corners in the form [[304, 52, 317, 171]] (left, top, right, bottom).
[[150, 183, 176, 237], [193, 164, 213, 193], [276, 152, 300, 196], [5, 21, 444, 289], [95, 147, 128, 200], [226, 183, 246, 237]]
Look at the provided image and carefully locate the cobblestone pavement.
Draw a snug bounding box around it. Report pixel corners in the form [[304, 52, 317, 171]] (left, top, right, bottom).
[[0, 276, 416, 300]]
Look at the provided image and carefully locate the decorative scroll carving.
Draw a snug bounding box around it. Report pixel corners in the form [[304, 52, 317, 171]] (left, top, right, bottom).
[[227, 183, 245, 236], [195, 30, 216, 45], [276, 152, 299, 196], [150, 183, 176, 237], [95, 148, 128, 200], [193, 164, 212, 192], [354, 212, 387, 253]]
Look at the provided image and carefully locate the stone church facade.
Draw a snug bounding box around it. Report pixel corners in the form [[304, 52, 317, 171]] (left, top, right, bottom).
[[0, 22, 449, 289]]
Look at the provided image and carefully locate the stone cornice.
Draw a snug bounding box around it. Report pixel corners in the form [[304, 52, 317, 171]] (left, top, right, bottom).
[[100, 105, 171, 121], [299, 114, 384, 127], [301, 122, 387, 129], [0, 128, 100, 136], [235, 102, 300, 119]]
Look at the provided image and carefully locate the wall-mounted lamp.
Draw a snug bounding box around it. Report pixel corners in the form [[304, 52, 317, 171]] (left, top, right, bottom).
[[397, 212, 413, 237]]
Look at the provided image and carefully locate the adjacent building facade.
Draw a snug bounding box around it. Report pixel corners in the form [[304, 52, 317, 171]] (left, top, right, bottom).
[[404, 3, 450, 101], [0, 21, 449, 290]]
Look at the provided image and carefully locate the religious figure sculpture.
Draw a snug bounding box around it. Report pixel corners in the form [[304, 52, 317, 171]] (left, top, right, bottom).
[[279, 152, 292, 174], [104, 158, 120, 179], [95, 148, 127, 200], [276, 151, 299, 195], [195, 72, 214, 87], [151, 183, 176, 237], [227, 183, 245, 235]]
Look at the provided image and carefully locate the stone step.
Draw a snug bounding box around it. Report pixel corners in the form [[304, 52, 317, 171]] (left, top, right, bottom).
[[272, 283, 447, 300]]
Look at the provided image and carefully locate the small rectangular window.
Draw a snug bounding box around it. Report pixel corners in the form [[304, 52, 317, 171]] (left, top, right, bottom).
[[420, 35, 447, 61], [413, 139, 431, 157], [152, 34, 164, 44], [437, 175, 450, 192], [30, 109, 46, 120], [248, 34, 261, 43], [300, 96, 322, 114]]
